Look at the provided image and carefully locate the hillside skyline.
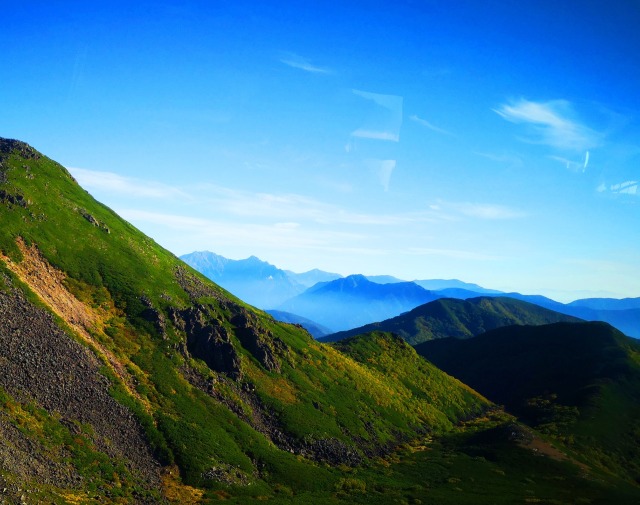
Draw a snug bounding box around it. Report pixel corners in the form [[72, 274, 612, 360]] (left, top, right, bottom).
[[2, 1, 639, 301]]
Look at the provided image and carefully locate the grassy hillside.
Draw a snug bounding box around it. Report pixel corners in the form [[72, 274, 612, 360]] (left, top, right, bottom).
[[0, 138, 486, 501], [333, 332, 487, 420], [2, 138, 639, 504], [323, 296, 581, 344], [416, 321, 640, 482]]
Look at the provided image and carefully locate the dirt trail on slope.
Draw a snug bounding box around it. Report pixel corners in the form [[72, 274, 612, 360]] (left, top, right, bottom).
[[0, 238, 150, 412]]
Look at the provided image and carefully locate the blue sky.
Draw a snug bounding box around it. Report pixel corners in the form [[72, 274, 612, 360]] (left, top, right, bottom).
[[2, 0, 639, 301]]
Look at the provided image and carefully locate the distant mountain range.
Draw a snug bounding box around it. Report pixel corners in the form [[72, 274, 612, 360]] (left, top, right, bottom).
[[180, 251, 344, 308], [321, 296, 582, 344], [277, 274, 440, 332], [182, 251, 639, 338]]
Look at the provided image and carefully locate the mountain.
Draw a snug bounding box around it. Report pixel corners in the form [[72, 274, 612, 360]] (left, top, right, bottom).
[[414, 278, 502, 294], [415, 321, 640, 482], [2, 137, 639, 503], [278, 274, 440, 332], [180, 250, 306, 308], [266, 309, 332, 338], [284, 267, 342, 287], [182, 252, 640, 338], [322, 296, 581, 345], [568, 297, 640, 311], [0, 138, 489, 502], [426, 289, 640, 339], [365, 274, 406, 284], [494, 292, 640, 338]]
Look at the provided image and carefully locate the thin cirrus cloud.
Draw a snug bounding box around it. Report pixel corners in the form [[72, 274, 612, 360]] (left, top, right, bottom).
[[597, 180, 638, 195], [433, 201, 527, 220], [548, 151, 590, 172], [118, 209, 369, 252], [474, 151, 524, 168], [68, 167, 189, 199], [407, 247, 506, 261], [409, 114, 452, 136], [68, 168, 440, 227], [351, 89, 403, 142], [494, 98, 601, 152], [279, 52, 331, 74]]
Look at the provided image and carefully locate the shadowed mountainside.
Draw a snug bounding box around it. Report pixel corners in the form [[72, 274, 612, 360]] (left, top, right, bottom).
[[322, 296, 581, 345], [415, 321, 640, 482]]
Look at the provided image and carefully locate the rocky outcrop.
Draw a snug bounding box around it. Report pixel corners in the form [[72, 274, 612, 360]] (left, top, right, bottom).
[[172, 305, 242, 379], [174, 265, 222, 301], [139, 295, 166, 337], [231, 310, 286, 372], [79, 209, 110, 233], [0, 139, 40, 160], [0, 189, 28, 208]]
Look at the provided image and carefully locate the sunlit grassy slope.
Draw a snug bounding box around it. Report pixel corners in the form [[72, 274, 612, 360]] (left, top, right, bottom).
[[1, 138, 639, 504], [0, 138, 484, 499]]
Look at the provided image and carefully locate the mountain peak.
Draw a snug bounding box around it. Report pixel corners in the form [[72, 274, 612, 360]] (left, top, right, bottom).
[[0, 137, 41, 159]]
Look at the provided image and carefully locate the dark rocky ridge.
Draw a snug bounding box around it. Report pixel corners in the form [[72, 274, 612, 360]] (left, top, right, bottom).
[[0, 139, 41, 160]]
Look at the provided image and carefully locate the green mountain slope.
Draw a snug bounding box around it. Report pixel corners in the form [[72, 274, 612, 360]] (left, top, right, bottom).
[[415, 321, 640, 482], [323, 296, 581, 345], [2, 138, 639, 504], [333, 331, 488, 419], [0, 138, 487, 501]]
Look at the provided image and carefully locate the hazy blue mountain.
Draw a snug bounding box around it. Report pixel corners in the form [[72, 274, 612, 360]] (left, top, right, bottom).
[[322, 296, 581, 345], [180, 251, 306, 308], [496, 292, 640, 338], [277, 274, 440, 332], [567, 297, 640, 311], [414, 278, 503, 294], [284, 268, 342, 287], [366, 275, 407, 284], [266, 310, 332, 338], [181, 251, 638, 337]]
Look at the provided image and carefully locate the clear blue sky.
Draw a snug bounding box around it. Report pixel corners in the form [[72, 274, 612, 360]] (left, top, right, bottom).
[[2, 1, 639, 301]]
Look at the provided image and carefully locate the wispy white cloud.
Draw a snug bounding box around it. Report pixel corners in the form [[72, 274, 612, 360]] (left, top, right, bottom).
[[409, 114, 452, 136], [597, 180, 638, 195], [406, 247, 506, 261], [548, 151, 590, 172], [73, 168, 440, 227], [474, 151, 524, 168], [364, 159, 397, 191], [494, 98, 601, 151], [279, 52, 331, 74], [351, 130, 400, 142], [119, 209, 366, 251], [435, 200, 527, 220], [351, 89, 403, 142], [68, 167, 188, 199]]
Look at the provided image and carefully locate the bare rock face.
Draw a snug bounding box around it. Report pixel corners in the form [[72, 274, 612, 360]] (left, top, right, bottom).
[[173, 305, 243, 378], [0, 276, 161, 494], [231, 310, 286, 372], [0, 189, 28, 208], [0, 139, 40, 160]]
